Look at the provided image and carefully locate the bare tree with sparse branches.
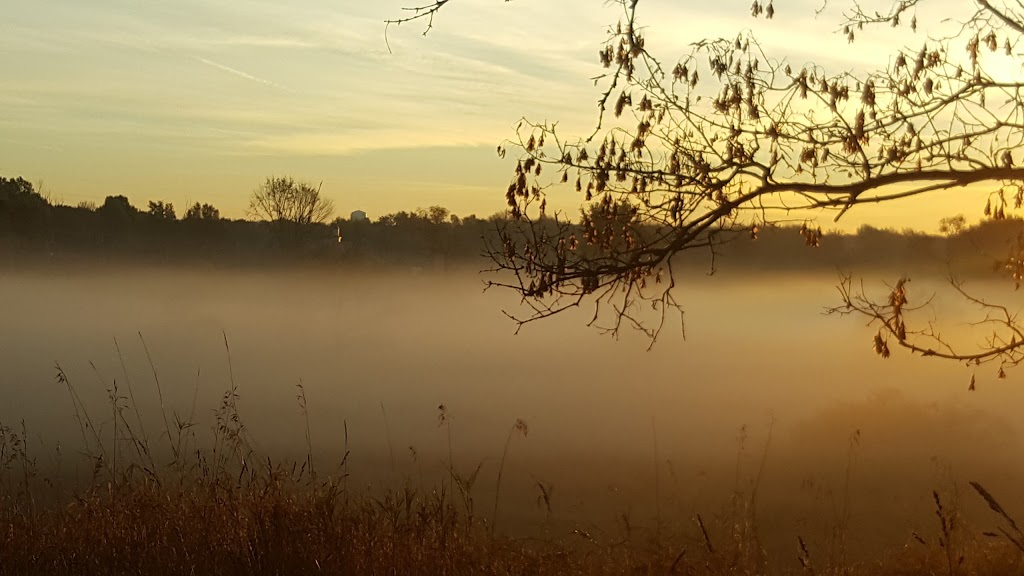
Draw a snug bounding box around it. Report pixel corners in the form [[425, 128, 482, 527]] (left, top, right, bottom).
[[389, 0, 1024, 377], [249, 176, 335, 226]]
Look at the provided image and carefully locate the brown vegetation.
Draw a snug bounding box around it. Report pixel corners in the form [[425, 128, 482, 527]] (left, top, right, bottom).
[[2, 356, 1024, 575]]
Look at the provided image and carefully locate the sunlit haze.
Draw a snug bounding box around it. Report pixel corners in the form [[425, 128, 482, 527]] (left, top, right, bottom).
[[7, 1, 1024, 572]]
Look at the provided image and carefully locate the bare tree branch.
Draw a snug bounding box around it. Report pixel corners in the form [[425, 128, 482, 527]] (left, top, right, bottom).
[[390, 0, 1024, 368], [829, 273, 1024, 380]]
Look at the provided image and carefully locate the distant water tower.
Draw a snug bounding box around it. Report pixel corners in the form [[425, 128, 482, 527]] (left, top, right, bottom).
[[350, 210, 367, 222]]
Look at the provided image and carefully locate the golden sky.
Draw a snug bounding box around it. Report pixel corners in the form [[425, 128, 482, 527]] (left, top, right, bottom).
[[0, 0, 992, 230]]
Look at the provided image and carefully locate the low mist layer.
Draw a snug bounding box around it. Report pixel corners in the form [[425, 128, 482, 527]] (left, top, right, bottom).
[[2, 266, 1022, 561]]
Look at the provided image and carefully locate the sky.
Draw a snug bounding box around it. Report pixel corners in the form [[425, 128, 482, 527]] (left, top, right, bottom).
[[0, 0, 994, 230]]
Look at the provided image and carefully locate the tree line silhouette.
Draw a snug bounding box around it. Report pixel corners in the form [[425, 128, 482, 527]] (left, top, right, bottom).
[[2, 174, 1022, 275], [0, 175, 501, 266]]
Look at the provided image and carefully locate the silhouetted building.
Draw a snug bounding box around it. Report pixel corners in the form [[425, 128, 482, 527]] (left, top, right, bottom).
[[350, 210, 367, 222]]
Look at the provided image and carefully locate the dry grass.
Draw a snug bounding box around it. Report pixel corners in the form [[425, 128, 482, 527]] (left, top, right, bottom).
[[3, 471, 1023, 576], [2, 347, 1024, 575]]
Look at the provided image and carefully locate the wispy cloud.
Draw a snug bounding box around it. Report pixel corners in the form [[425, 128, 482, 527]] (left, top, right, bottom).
[[194, 56, 284, 89], [0, 135, 63, 153], [203, 35, 318, 49], [239, 128, 496, 156]]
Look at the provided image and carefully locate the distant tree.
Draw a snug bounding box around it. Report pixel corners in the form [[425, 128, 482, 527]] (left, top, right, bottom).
[[98, 195, 139, 236], [147, 201, 177, 221], [939, 215, 967, 236], [76, 201, 98, 212], [426, 206, 450, 225], [100, 195, 137, 216], [0, 177, 45, 208], [376, 212, 401, 227], [0, 177, 50, 237], [249, 177, 334, 225], [0, 177, 45, 206], [34, 179, 58, 206], [185, 202, 220, 221]]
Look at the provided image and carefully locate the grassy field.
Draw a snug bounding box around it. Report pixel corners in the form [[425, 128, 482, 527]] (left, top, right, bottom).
[[2, 353, 1024, 575], [3, 455, 1024, 575]]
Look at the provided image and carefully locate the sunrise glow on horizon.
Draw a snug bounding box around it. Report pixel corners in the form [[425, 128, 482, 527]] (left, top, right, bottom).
[[0, 0, 994, 231]]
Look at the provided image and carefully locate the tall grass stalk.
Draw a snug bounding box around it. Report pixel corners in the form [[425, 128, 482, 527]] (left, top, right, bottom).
[[138, 332, 177, 462], [114, 337, 150, 460], [297, 382, 315, 481], [342, 419, 350, 507], [54, 363, 107, 472], [438, 404, 454, 508], [491, 418, 527, 538], [380, 401, 396, 481]]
